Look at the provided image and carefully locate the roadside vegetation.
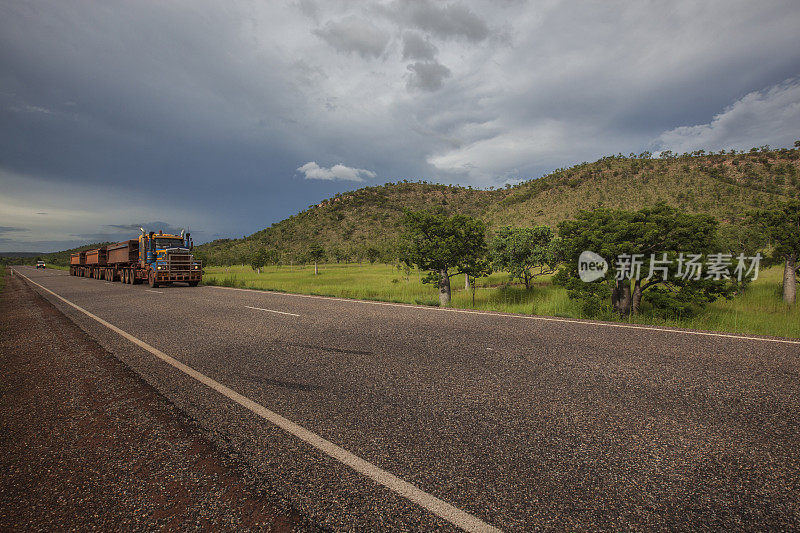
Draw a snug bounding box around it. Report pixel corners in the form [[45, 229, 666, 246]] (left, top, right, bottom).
[[202, 263, 798, 338]]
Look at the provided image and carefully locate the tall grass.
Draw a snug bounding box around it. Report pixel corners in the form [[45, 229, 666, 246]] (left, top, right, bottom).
[[203, 263, 799, 338]]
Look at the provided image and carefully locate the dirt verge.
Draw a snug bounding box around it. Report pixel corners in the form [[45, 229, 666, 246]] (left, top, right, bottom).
[[0, 270, 315, 531]]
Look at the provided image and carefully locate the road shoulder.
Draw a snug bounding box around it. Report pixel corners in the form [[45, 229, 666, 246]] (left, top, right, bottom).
[[0, 270, 314, 531]]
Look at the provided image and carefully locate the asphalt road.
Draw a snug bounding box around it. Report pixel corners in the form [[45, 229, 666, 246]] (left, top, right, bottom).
[[12, 266, 800, 531]]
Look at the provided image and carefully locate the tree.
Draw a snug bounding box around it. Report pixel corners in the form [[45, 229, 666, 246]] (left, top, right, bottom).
[[399, 210, 491, 306], [753, 200, 800, 304], [331, 247, 348, 263], [555, 204, 740, 317], [308, 244, 325, 275], [250, 248, 268, 274], [365, 246, 381, 264], [490, 226, 562, 289]]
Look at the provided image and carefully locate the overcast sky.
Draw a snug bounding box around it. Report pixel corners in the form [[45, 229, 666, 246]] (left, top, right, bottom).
[[1, 0, 799, 252]]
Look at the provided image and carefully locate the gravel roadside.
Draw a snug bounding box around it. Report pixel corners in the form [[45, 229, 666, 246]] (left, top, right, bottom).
[[0, 270, 316, 531]]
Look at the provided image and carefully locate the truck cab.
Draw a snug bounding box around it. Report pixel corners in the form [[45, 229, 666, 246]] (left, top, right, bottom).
[[139, 230, 202, 287]]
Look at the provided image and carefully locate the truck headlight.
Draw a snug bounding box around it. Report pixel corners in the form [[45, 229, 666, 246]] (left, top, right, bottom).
[[157, 265, 162, 270]]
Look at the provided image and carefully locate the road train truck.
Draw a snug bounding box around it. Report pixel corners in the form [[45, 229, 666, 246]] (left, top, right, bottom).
[[70, 230, 201, 288]]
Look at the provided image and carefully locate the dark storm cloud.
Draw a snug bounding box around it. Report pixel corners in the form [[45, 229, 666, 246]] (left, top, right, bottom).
[[406, 61, 452, 92], [1, 1, 799, 252], [386, 1, 489, 42], [314, 15, 390, 58], [106, 222, 185, 234], [402, 31, 438, 61], [65, 222, 185, 244]]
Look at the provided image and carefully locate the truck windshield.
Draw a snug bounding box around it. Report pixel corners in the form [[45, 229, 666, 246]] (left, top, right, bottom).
[[155, 238, 185, 248]]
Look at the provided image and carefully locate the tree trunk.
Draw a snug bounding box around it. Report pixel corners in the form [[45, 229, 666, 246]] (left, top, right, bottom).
[[783, 255, 796, 305], [314, 262, 319, 275], [439, 269, 451, 307], [524, 272, 530, 290], [465, 273, 471, 290], [631, 278, 642, 315], [613, 280, 631, 315]]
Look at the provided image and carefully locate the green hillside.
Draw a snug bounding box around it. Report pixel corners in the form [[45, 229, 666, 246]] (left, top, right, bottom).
[[196, 145, 800, 266]]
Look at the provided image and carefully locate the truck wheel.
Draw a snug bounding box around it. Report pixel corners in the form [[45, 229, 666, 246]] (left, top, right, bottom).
[[149, 272, 159, 288]]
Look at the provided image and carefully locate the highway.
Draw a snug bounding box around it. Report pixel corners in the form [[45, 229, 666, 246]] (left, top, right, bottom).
[[12, 266, 800, 531]]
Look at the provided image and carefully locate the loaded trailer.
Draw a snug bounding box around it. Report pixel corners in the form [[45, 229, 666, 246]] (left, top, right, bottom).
[[70, 230, 202, 288], [85, 248, 108, 279], [69, 251, 86, 276]]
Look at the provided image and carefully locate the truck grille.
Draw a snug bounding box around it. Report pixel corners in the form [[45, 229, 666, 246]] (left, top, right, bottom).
[[167, 253, 195, 272]]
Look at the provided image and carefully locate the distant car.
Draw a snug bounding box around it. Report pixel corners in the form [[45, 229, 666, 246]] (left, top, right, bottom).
[[36, 261, 46, 269]]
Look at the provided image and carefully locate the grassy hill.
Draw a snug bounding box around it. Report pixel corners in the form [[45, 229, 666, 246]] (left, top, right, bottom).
[[196, 146, 800, 266]]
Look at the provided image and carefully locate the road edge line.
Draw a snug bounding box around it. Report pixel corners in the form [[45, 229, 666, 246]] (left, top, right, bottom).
[[13, 269, 501, 533]]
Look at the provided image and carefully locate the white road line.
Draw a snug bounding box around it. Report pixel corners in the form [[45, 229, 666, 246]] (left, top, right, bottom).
[[145, 289, 164, 294], [13, 269, 499, 533], [212, 285, 800, 346], [245, 305, 300, 317]]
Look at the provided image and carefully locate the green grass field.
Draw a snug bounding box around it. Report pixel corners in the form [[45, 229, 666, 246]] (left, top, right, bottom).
[[203, 263, 800, 339]]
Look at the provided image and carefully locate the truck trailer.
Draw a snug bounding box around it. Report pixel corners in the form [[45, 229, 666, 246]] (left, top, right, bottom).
[[70, 230, 201, 288], [69, 251, 86, 276]]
